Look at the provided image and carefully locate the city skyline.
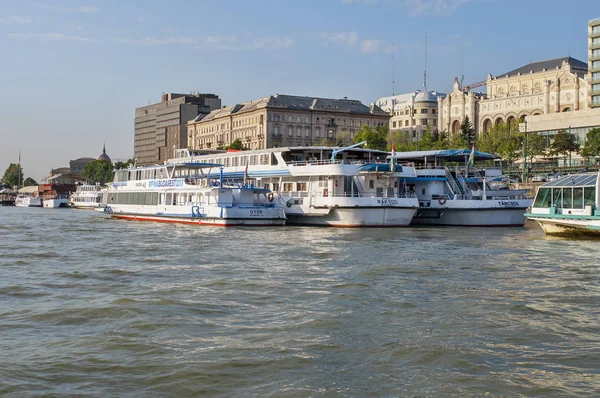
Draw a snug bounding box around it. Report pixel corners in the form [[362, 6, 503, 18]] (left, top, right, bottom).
[[0, 0, 596, 180]]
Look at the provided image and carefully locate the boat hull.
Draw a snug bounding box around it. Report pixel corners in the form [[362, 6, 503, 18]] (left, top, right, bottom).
[[43, 198, 69, 208], [15, 197, 42, 207], [106, 213, 286, 226], [412, 206, 528, 226], [286, 207, 417, 227], [527, 215, 600, 237]]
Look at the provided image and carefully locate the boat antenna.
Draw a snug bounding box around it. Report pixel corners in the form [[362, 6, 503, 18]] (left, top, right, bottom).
[[17, 148, 21, 189], [423, 35, 428, 93], [392, 41, 396, 96]]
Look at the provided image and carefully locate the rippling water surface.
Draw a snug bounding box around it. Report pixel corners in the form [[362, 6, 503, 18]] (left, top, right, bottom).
[[1, 207, 600, 396]]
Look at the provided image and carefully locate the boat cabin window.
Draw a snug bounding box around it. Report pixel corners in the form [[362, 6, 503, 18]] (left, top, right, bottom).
[[585, 187, 596, 207], [562, 188, 573, 209], [260, 154, 270, 165], [283, 182, 294, 192], [232, 157, 239, 167], [271, 153, 278, 165], [272, 182, 279, 192]]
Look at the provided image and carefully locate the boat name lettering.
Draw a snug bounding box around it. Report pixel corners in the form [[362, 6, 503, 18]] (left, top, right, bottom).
[[377, 198, 399, 206], [249, 209, 264, 216], [148, 179, 184, 188], [112, 182, 127, 187], [498, 201, 519, 207], [135, 182, 147, 188]]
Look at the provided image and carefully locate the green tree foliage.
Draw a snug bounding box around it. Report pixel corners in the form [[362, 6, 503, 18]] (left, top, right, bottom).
[[23, 177, 37, 186], [527, 133, 547, 165], [83, 160, 114, 184], [475, 122, 523, 163], [580, 128, 600, 159], [353, 125, 388, 150], [447, 132, 468, 150], [459, 116, 476, 145], [549, 129, 579, 165], [223, 139, 246, 151], [113, 158, 135, 170], [387, 129, 415, 151], [1, 163, 24, 188]]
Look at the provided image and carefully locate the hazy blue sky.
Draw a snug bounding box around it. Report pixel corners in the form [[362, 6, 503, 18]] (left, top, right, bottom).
[[0, 0, 596, 180]]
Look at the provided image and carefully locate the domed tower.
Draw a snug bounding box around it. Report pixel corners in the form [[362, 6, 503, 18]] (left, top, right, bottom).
[[98, 144, 111, 162]]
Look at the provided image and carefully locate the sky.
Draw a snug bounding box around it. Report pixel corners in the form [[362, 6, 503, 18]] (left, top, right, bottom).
[[0, 0, 597, 181]]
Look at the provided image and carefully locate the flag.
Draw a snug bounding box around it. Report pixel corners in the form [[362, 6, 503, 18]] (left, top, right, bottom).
[[390, 143, 397, 172], [467, 143, 475, 169], [244, 162, 248, 185]]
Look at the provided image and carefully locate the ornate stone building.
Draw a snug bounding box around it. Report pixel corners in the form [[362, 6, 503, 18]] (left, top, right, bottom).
[[376, 90, 446, 140], [187, 94, 389, 150], [438, 56, 590, 135]]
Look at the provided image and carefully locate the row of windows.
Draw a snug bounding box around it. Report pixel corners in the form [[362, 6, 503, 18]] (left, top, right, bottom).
[[593, 25, 600, 34], [533, 187, 595, 209], [592, 49, 600, 57], [271, 114, 371, 127], [393, 108, 436, 116]]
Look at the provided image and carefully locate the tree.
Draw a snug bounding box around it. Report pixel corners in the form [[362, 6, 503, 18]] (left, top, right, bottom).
[[84, 160, 114, 184], [580, 128, 600, 159], [459, 116, 476, 145], [549, 129, 579, 166], [114, 158, 134, 170], [23, 177, 37, 186], [527, 133, 547, 166], [353, 125, 388, 151], [224, 139, 245, 150], [1, 163, 24, 188]]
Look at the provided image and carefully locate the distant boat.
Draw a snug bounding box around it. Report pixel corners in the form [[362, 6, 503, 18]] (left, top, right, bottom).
[[69, 184, 103, 209], [15, 195, 42, 207], [526, 172, 600, 236]]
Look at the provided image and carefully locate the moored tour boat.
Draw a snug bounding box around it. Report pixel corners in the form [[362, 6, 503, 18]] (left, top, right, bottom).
[[526, 172, 600, 236], [69, 183, 103, 209], [98, 162, 286, 226], [15, 195, 42, 207], [169, 144, 420, 227], [394, 149, 532, 226]]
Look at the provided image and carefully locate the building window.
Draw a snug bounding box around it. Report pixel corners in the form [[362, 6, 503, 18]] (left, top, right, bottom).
[[297, 127, 302, 137], [288, 126, 293, 136], [315, 127, 321, 138], [305, 128, 310, 137], [421, 109, 428, 114], [393, 121, 397, 128], [405, 120, 409, 127], [273, 127, 279, 136]]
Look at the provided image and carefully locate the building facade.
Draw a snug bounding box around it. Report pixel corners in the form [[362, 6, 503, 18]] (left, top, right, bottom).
[[187, 94, 390, 150], [134, 93, 221, 166], [439, 57, 590, 136], [590, 18, 600, 108], [376, 90, 446, 140]]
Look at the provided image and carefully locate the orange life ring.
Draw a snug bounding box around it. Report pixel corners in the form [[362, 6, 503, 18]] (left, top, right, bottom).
[[438, 196, 447, 205], [323, 188, 328, 197], [267, 192, 274, 202]]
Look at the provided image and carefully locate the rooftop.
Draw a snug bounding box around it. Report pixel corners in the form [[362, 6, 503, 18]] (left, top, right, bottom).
[[543, 172, 598, 187], [495, 56, 588, 79]]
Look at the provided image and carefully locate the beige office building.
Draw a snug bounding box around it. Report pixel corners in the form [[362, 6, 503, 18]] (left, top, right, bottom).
[[187, 94, 389, 150], [376, 90, 446, 140], [590, 18, 600, 108]]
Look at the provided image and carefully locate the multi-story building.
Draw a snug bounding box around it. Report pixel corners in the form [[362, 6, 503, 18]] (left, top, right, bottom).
[[376, 90, 446, 140], [439, 56, 590, 136], [187, 94, 389, 150], [134, 93, 221, 166], [590, 18, 600, 108]]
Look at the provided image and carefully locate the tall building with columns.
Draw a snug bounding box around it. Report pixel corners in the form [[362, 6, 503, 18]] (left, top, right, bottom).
[[438, 56, 589, 136]]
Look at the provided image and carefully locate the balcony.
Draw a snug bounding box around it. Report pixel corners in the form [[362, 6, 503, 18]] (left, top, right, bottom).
[[326, 121, 337, 127]]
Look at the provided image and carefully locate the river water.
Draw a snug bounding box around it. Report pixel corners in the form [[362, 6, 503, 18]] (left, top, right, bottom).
[[1, 207, 600, 397]]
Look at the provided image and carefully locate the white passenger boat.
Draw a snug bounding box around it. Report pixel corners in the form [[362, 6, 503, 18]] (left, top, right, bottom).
[[15, 195, 42, 207], [395, 149, 532, 226], [98, 162, 286, 226], [169, 144, 420, 227], [526, 172, 600, 236], [42, 196, 69, 208], [69, 184, 103, 209]]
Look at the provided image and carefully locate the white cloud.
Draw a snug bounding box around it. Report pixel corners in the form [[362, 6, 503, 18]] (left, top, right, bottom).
[[35, 3, 100, 13], [247, 36, 293, 50], [321, 32, 358, 47], [8, 32, 91, 42], [402, 0, 471, 16], [1, 16, 32, 24], [360, 39, 380, 53]]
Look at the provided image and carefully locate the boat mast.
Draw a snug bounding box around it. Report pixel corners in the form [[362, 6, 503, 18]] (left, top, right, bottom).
[[17, 149, 21, 189]]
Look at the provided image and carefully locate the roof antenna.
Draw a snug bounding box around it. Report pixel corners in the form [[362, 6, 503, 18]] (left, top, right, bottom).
[[423, 35, 428, 93], [392, 41, 395, 96]]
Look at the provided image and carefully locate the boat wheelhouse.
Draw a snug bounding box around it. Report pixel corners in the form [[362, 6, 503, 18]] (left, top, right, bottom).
[[99, 162, 286, 226], [394, 149, 532, 226], [526, 172, 600, 236], [169, 144, 420, 227], [69, 184, 103, 209]]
